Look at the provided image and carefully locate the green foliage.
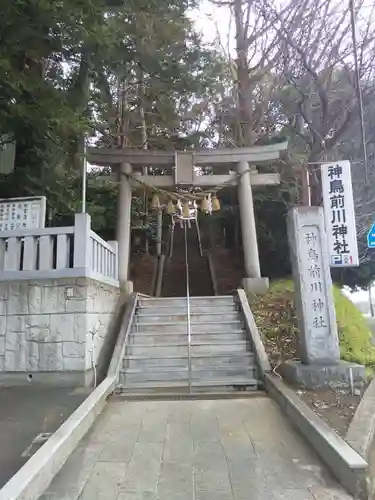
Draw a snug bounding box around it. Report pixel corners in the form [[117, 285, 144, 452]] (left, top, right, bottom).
[[333, 287, 375, 371], [251, 279, 375, 372], [0, 0, 225, 236]]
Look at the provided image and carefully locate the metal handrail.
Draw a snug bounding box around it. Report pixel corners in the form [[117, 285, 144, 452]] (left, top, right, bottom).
[[195, 218, 203, 257], [184, 222, 192, 394]]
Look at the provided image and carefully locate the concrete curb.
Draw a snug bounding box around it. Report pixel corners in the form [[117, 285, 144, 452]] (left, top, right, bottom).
[[346, 377, 375, 498], [0, 377, 115, 500], [237, 288, 272, 378], [265, 374, 369, 499], [107, 293, 138, 380]]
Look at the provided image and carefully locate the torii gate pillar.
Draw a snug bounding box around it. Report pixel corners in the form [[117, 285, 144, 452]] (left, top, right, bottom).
[[117, 162, 133, 294], [237, 160, 269, 295]]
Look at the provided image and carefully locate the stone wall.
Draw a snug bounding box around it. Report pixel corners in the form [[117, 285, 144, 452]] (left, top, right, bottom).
[[0, 278, 120, 385]]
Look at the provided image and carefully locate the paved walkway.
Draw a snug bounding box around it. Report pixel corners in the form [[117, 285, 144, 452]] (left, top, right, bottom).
[[40, 397, 353, 500]]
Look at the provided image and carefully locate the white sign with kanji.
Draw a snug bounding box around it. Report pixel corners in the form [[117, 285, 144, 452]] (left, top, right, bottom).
[[321, 161, 359, 267], [0, 196, 46, 231]]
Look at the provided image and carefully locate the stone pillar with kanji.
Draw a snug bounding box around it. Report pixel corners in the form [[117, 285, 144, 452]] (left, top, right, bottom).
[[280, 206, 366, 389]]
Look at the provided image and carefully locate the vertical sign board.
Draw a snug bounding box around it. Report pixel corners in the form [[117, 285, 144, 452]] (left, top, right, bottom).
[[0, 197, 46, 231], [321, 161, 359, 267]]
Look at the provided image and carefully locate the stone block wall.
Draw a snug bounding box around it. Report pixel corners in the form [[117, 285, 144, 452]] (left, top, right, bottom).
[[0, 278, 120, 384]]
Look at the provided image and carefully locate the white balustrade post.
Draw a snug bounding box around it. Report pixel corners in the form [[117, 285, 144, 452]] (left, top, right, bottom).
[[108, 241, 118, 280], [73, 213, 92, 271]]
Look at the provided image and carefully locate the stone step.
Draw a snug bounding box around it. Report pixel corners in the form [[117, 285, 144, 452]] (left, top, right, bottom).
[[135, 312, 240, 324], [127, 332, 246, 345], [130, 329, 246, 337], [126, 344, 189, 356], [192, 366, 257, 379], [120, 366, 257, 384], [138, 296, 234, 308], [123, 352, 255, 369], [137, 304, 237, 314], [125, 341, 248, 356], [131, 321, 244, 334], [120, 367, 189, 383], [116, 377, 259, 393]]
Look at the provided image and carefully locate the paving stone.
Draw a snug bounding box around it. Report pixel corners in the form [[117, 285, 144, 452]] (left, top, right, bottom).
[[272, 489, 315, 500], [41, 399, 355, 500], [99, 439, 136, 462], [158, 493, 193, 500], [226, 457, 266, 482], [163, 437, 193, 463], [138, 413, 167, 442], [166, 420, 192, 439], [157, 461, 193, 495], [194, 467, 232, 492], [263, 465, 314, 490], [232, 482, 275, 500], [193, 449, 228, 472], [117, 491, 157, 500], [229, 468, 269, 494], [164, 421, 193, 463], [195, 491, 234, 500], [39, 494, 78, 500], [123, 442, 163, 492], [79, 461, 127, 499], [220, 435, 257, 462], [40, 440, 104, 499], [309, 486, 354, 499], [88, 460, 127, 485]]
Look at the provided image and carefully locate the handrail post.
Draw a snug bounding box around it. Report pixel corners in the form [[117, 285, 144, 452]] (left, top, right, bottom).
[[184, 222, 192, 394]]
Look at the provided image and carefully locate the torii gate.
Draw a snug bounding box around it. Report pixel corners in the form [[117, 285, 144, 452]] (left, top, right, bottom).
[[87, 142, 288, 294]]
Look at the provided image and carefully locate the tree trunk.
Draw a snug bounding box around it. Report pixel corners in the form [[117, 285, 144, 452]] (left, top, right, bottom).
[[137, 63, 150, 253], [234, 0, 256, 146]]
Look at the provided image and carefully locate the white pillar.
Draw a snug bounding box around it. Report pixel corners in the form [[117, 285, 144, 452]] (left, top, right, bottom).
[[156, 209, 162, 256], [117, 162, 132, 290], [73, 213, 91, 270], [237, 160, 261, 279]]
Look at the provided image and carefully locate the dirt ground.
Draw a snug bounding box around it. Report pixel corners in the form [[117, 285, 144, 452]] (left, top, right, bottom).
[[296, 387, 363, 437]]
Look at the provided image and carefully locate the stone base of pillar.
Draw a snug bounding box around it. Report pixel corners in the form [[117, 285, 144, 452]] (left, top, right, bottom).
[[120, 280, 134, 295], [242, 277, 269, 295], [279, 360, 367, 390]]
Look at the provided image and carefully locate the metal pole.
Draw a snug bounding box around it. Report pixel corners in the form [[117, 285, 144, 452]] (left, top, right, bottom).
[[156, 209, 162, 256], [184, 221, 192, 394], [195, 218, 203, 256], [349, 0, 368, 182], [82, 136, 87, 213], [369, 285, 374, 317]]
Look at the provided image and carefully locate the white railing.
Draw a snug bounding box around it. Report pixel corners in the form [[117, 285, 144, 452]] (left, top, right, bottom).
[[90, 231, 118, 282], [0, 213, 119, 285]]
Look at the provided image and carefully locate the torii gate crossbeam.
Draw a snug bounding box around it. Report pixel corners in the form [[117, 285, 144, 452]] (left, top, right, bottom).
[[87, 143, 288, 294]]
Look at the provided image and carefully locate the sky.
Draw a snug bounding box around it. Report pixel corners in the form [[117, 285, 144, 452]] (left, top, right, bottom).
[[188, 0, 375, 302], [189, 1, 233, 51], [190, 0, 375, 51]]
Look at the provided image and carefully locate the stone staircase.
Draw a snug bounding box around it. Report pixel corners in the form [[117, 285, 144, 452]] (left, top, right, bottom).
[[161, 223, 213, 297], [116, 295, 260, 394]]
